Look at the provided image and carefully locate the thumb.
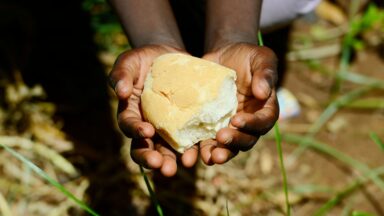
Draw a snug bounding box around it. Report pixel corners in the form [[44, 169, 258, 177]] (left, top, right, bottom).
[[251, 46, 278, 100], [108, 52, 139, 100], [109, 72, 134, 100]]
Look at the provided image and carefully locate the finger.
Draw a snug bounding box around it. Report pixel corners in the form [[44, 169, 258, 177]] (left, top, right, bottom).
[[109, 52, 139, 100], [155, 142, 178, 177], [131, 138, 163, 169], [118, 115, 155, 139], [216, 128, 259, 151], [211, 146, 238, 164], [231, 91, 279, 135], [110, 75, 134, 100], [181, 145, 199, 168], [251, 46, 278, 100], [117, 97, 156, 139], [200, 139, 217, 165]]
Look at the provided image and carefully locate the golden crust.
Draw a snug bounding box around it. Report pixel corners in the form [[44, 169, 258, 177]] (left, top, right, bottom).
[[141, 53, 236, 152]]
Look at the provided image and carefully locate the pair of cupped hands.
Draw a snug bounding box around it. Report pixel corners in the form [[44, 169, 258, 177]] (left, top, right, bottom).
[[109, 42, 279, 177]]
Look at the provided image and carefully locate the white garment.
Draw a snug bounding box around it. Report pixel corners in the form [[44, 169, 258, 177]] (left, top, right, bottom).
[[260, 0, 321, 30]]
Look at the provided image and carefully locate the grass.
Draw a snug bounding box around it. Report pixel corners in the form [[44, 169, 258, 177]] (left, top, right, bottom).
[[260, 30, 291, 215], [283, 4, 384, 214], [314, 166, 384, 216], [284, 133, 384, 192], [140, 166, 164, 216], [289, 85, 376, 160], [274, 124, 291, 215], [370, 132, 384, 152], [282, 134, 384, 215], [332, 3, 384, 93], [0, 143, 99, 216], [290, 5, 384, 212]]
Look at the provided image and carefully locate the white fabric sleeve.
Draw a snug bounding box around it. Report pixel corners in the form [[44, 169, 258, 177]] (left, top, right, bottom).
[[260, 0, 321, 30]]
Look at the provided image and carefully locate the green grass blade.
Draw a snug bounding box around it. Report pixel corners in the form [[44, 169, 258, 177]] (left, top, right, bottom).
[[345, 98, 384, 109], [283, 133, 384, 192], [291, 184, 334, 195], [314, 182, 358, 216], [258, 31, 264, 46], [332, 41, 351, 93], [0, 143, 99, 216], [274, 123, 291, 215], [314, 166, 384, 216], [258, 31, 290, 215], [351, 211, 376, 216], [309, 86, 373, 135], [290, 85, 374, 159], [344, 72, 384, 88], [140, 166, 164, 216], [370, 132, 384, 152]]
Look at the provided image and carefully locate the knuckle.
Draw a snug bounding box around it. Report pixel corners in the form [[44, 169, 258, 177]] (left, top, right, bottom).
[[117, 114, 136, 138]]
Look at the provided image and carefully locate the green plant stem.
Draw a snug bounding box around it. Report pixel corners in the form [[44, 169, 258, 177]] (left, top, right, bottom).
[[344, 72, 384, 88], [274, 124, 291, 216], [0, 143, 99, 216], [140, 166, 164, 216], [332, 0, 361, 94], [259, 31, 290, 215], [258, 31, 264, 46], [332, 41, 351, 93]]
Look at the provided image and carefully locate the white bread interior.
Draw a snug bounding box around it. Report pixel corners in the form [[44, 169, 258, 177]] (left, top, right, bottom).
[[141, 53, 237, 153]]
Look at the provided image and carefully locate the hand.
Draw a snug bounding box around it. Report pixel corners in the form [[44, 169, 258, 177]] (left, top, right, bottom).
[[200, 43, 279, 165], [109, 45, 198, 176]]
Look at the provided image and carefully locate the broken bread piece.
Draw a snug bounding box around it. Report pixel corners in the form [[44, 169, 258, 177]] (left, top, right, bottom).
[[141, 53, 237, 153]]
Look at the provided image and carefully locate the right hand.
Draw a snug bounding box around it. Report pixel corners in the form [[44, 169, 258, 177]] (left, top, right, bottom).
[[109, 45, 198, 177], [200, 43, 279, 165]]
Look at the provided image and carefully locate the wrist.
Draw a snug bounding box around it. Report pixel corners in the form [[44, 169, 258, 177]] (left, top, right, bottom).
[[205, 30, 258, 52], [136, 32, 185, 50], [204, 0, 261, 52]]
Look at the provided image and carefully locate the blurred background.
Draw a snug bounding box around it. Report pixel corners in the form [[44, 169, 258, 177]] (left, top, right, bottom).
[[0, 0, 383, 215]]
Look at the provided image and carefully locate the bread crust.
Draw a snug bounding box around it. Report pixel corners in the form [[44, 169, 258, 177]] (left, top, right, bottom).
[[141, 53, 237, 153]]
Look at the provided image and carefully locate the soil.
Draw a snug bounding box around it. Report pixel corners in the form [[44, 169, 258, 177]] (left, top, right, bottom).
[[269, 22, 384, 215], [1, 2, 383, 215], [276, 49, 384, 215]]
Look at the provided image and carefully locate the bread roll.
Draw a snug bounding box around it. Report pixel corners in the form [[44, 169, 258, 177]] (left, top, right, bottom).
[[141, 53, 237, 153]]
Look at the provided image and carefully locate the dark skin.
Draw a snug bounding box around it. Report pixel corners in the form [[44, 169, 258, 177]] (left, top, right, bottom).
[[109, 0, 279, 177]]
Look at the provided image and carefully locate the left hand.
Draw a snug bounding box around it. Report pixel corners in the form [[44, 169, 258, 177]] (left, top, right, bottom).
[[109, 45, 198, 177], [200, 42, 279, 165]]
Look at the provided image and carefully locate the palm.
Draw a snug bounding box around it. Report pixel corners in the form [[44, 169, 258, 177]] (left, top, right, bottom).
[[204, 43, 270, 115], [200, 43, 279, 164]]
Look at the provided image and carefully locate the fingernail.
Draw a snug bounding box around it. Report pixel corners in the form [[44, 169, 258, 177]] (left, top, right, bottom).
[[224, 137, 232, 145], [115, 81, 129, 97], [259, 79, 272, 98]]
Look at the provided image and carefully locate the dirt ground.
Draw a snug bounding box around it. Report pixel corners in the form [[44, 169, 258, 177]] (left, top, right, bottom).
[[275, 49, 384, 215], [116, 18, 384, 215], [1, 1, 383, 216]]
